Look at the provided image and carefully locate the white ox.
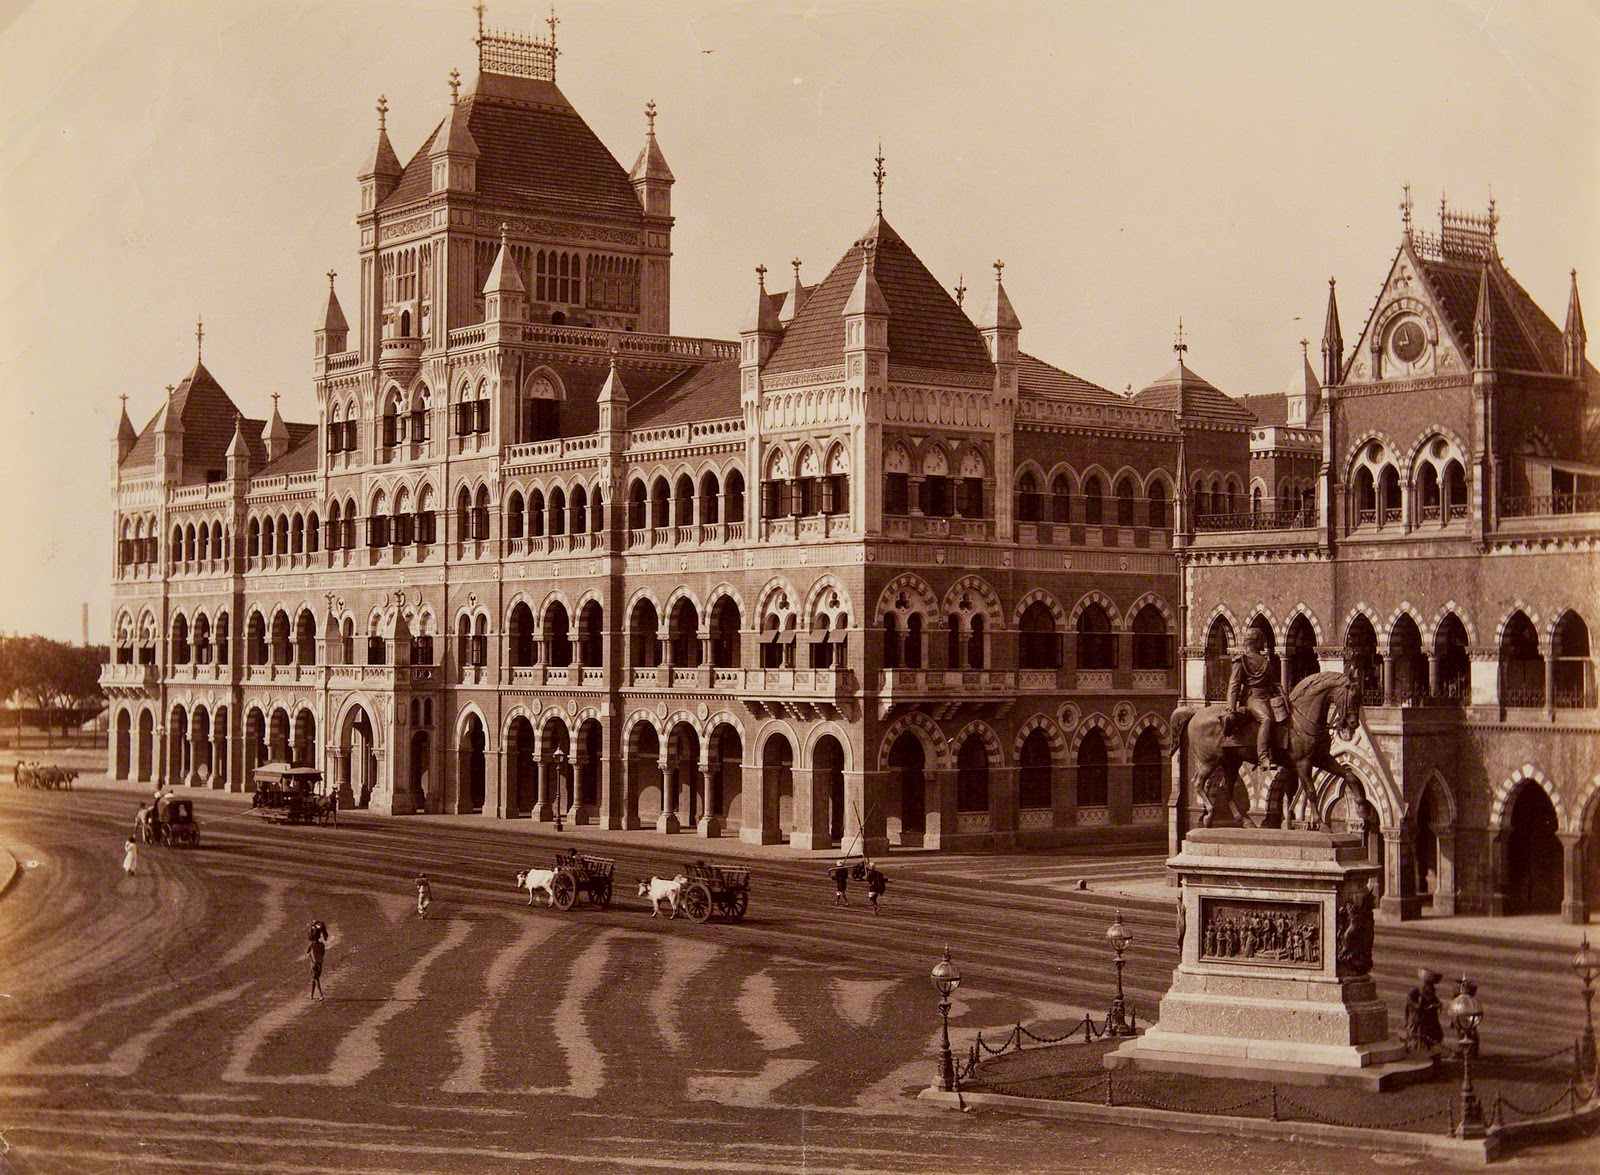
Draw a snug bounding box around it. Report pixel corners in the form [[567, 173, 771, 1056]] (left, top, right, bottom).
[[516, 868, 558, 907], [637, 874, 689, 919]]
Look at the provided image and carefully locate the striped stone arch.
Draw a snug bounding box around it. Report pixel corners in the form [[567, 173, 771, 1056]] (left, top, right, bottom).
[[620, 709, 665, 750], [940, 575, 1003, 625], [661, 584, 705, 617], [1382, 602, 1426, 645], [662, 709, 702, 742], [1342, 428, 1402, 475], [803, 722, 856, 772], [875, 710, 951, 774], [1546, 605, 1593, 646], [1494, 602, 1543, 649], [1285, 606, 1325, 645], [703, 582, 748, 619], [875, 573, 938, 621], [1070, 712, 1119, 757], [1012, 587, 1067, 627], [1317, 754, 1395, 830], [702, 708, 746, 746], [754, 577, 801, 621], [1013, 458, 1048, 487], [1045, 463, 1081, 494], [1198, 604, 1241, 648], [570, 705, 603, 729], [1572, 772, 1600, 837], [1407, 768, 1459, 829], [802, 575, 853, 619], [1245, 606, 1281, 641], [949, 719, 1004, 766], [1340, 603, 1384, 640], [1126, 591, 1177, 631], [1012, 713, 1066, 760], [501, 703, 538, 742], [1067, 589, 1122, 628], [750, 716, 803, 764], [1402, 426, 1469, 478], [1488, 765, 1567, 833], [336, 693, 387, 750], [535, 588, 578, 625], [623, 584, 667, 616], [1424, 602, 1475, 646], [1126, 710, 1172, 752]]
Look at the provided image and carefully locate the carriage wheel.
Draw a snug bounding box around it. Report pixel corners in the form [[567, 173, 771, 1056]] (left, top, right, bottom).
[[725, 887, 748, 922], [551, 871, 578, 911], [161, 826, 173, 847], [682, 882, 712, 924], [590, 878, 613, 909]]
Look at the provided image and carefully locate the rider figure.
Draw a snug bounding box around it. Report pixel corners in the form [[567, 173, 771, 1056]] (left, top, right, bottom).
[[1228, 628, 1286, 770]]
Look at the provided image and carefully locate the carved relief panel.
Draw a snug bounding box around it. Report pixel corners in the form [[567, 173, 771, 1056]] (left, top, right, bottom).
[[1199, 897, 1322, 968]]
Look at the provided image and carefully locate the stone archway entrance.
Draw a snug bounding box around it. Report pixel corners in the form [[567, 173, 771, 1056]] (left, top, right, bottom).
[[459, 714, 486, 813], [813, 735, 846, 845], [1504, 785, 1562, 915], [338, 705, 377, 809], [410, 730, 432, 813], [115, 709, 131, 780], [889, 733, 927, 848], [506, 716, 535, 817]]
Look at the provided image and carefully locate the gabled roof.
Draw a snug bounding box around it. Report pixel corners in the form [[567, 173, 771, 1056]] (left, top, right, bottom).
[[627, 361, 741, 429], [763, 215, 994, 378], [380, 74, 642, 222], [1016, 353, 1123, 405], [1415, 253, 1557, 373], [121, 362, 260, 473], [1240, 393, 1289, 427], [1131, 359, 1256, 423]]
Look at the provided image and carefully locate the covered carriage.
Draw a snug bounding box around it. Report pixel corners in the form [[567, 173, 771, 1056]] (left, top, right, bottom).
[[144, 793, 200, 847], [250, 763, 337, 826]]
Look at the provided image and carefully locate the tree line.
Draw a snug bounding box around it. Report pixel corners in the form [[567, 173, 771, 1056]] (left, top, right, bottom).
[[0, 635, 108, 744]]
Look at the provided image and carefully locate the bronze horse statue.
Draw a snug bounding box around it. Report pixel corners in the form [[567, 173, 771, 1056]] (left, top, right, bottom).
[[1171, 669, 1363, 829]]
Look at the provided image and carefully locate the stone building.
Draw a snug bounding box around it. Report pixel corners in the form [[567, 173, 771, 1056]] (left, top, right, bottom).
[[102, 16, 1182, 856], [1178, 196, 1600, 922]]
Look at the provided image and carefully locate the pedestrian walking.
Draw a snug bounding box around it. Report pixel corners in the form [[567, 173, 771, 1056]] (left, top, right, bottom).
[[828, 859, 851, 906], [415, 873, 432, 919], [121, 837, 138, 877], [862, 860, 887, 914], [306, 920, 328, 1000]]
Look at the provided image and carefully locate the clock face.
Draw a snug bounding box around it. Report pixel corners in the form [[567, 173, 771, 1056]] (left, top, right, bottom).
[[1390, 319, 1427, 364]]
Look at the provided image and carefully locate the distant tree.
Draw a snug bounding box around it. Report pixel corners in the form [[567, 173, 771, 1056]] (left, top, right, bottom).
[[4, 636, 107, 745]]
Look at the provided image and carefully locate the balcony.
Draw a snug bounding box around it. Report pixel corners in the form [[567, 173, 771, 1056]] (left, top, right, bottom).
[[378, 336, 423, 379], [875, 668, 1015, 719], [101, 663, 158, 690]]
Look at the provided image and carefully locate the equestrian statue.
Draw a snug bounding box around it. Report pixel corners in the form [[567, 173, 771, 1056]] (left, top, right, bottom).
[[1171, 632, 1364, 830]]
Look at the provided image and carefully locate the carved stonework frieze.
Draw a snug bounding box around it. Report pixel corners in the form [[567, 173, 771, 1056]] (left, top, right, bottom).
[[473, 213, 640, 246], [1199, 898, 1322, 968], [379, 213, 436, 242]]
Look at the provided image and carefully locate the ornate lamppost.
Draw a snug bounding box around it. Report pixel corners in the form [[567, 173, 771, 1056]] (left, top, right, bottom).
[[1106, 911, 1136, 1037], [931, 946, 962, 1091], [1572, 936, 1600, 1075], [1449, 976, 1485, 1138], [552, 749, 566, 832]]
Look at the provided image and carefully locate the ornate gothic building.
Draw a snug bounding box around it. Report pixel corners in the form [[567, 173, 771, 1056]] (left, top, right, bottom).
[[1179, 197, 1600, 922], [102, 16, 1184, 857]]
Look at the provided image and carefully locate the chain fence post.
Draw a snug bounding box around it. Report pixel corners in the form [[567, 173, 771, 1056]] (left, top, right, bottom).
[[1270, 1085, 1279, 1122], [1104, 1068, 1114, 1107]]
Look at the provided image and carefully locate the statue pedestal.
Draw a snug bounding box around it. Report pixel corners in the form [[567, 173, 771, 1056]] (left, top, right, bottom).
[[1106, 828, 1430, 1090]]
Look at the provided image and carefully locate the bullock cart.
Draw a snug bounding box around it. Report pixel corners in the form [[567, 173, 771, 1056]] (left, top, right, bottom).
[[550, 849, 615, 911], [678, 860, 750, 924]]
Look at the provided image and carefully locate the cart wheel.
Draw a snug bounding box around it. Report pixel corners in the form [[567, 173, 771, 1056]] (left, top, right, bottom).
[[726, 887, 748, 922], [682, 882, 712, 924], [551, 871, 577, 911], [161, 827, 173, 847], [590, 879, 613, 909]]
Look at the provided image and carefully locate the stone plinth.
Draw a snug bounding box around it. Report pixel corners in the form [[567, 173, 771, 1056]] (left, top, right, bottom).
[[1107, 828, 1428, 1090]]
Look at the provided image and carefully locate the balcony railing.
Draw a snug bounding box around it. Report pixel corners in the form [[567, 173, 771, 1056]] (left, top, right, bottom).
[[1194, 507, 1318, 532], [1500, 491, 1600, 518]]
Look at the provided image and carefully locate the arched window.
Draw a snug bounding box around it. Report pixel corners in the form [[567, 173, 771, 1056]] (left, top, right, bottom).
[[1346, 614, 1381, 704], [967, 613, 985, 669], [1378, 465, 1401, 525], [509, 602, 536, 667], [709, 597, 741, 668], [1131, 604, 1172, 670], [1116, 476, 1136, 526], [578, 601, 604, 668], [1019, 728, 1053, 810], [668, 599, 700, 667], [1077, 730, 1109, 807], [882, 613, 901, 670], [630, 600, 661, 667], [673, 475, 694, 527], [1076, 603, 1115, 669], [1147, 480, 1169, 529], [1354, 467, 1377, 523], [1418, 463, 1441, 520], [544, 602, 573, 667], [1083, 475, 1105, 525], [457, 486, 472, 541], [295, 610, 317, 665], [1018, 601, 1060, 669], [248, 517, 261, 557], [650, 477, 670, 529], [570, 485, 588, 533], [1131, 728, 1164, 805], [904, 612, 924, 669], [1204, 615, 1234, 701], [1285, 614, 1320, 690], [1442, 461, 1467, 520], [473, 485, 491, 540], [725, 470, 745, 522], [1050, 474, 1072, 523], [628, 480, 648, 530], [506, 491, 525, 539], [528, 489, 545, 537], [549, 486, 566, 536], [1016, 472, 1041, 523], [270, 610, 292, 665], [1389, 615, 1426, 705], [1551, 611, 1591, 708], [171, 614, 190, 664], [956, 736, 989, 813]]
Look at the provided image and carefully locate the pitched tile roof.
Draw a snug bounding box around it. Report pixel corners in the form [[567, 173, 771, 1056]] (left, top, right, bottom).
[[1240, 392, 1288, 426], [763, 215, 994, 378], [1131, 359, 1256, 423], [1016, 353, 1123, 405], [1416, 255, 1560, 373], [120, 362, 262, 476], [254, 425, 320, 478], [381, 75, 642, 222], [627, 361, 741, 429]]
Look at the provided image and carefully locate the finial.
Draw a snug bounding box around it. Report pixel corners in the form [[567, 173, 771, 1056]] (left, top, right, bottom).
[[272, 392, 281, 412], [1487, 192, 1498, 237], [449, 68, 461, 104], [993, 259, 1005, 282], [645, 99, 657, 135], [474, 2, 486, 43], [756, 263, 767, 291], [547, 5, 559, 46], [499, 221, 509, 246], [120, 393, 128, 409], [166, 385, 175, 396], [1400, 183, 1413, 236], [873, 143, 885, 216], [1439, 190, 1448, 223], [326, 269, 337, 290], [196, 316, 204, 362], [1299, 337, 1310, 357], [791, 257, 802, 282], [954, 274, 966, 307], [1173, 317, 1187, 356], [376, 95, 388, 131]]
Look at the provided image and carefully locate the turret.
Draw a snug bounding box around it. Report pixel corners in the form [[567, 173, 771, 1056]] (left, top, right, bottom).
[[482, 224, 525, 340], [597, 350, 628, 437], [778, 258, 805, 326], [154, 386, 184, 485], [263, 394, 289, 464], [1320, 277, 1343, 386], [1564, 269, 1587, 378], [629, 100, 674, 219], [429, 71, 479, 195], [975, 259, 1020, 394], [314, 271, 349, 368], [740, 265, 783, 374], [358, 96, 402, 213], [225, 414, 250, 481], [1473, 265, 1494, 370], [1287, 340, 1321, 427], [114, 395, 137, 466]]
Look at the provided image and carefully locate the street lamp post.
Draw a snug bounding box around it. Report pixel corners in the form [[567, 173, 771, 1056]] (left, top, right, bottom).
[[552, 749, 566, 832], [1106, 911, 1136, 1037], [1449, 976, 1485, 1138], [1572, 936, 1600, 1076], [930, 947, 962, 1092]]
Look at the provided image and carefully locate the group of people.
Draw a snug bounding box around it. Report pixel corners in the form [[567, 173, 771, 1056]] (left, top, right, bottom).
[[1203, 909, 1320, 964], [828, 858, 888, 913], [1403, 969, 1479, 1056]]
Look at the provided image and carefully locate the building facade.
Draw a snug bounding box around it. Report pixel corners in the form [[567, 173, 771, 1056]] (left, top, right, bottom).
[[1179, 199, 1600, 922], [102, 19, 1182, 856]]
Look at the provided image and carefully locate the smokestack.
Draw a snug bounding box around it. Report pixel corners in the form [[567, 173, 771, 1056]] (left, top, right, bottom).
[[82, 602, 89, 647]]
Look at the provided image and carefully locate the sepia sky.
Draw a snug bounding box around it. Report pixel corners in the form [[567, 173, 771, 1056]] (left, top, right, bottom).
[[1, 0, 1596, 643]]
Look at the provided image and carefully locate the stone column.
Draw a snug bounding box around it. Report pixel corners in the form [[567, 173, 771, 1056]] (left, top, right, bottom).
[[1378, 823, 1421, 921], [923, 767, 956, 850], [1560, 832, 1588, 925], [189, 727, 204, 787], [534, 758, 556, 822], [599, 750, 628, 830], [740, 749, 785, 845], [696, 753, 721, 838], [1545, 653, 1557, 720], [991, 764, 1020, 849], [1487, 830, 1507, 916], [1428, 652, 1441, 697], [657, 755, 681, 833], [1381, 654, 1396, 706], [789, 767, 829, 849], [847, 770, 887, 856]]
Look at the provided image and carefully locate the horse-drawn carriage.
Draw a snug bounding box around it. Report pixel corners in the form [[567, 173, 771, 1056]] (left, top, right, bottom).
[[550, 849, 615, 911], [143, 793, 200, 847], [250, 763, 337, 826], [678, 860, 750, 923]]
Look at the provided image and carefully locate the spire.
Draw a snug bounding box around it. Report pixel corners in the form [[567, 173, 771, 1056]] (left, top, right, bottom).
[[975, 258, 1019, 331], [630, 100, 674, 217], [195, 316, 204, 364], [1399, 183, 1413, 239], [746, 264, 783, 333], [1320, 278, 1343, 386], [483, 224, 524, 296], [359, 95, 402, 193], [1287, 338, 1321, 427], [225, 414, 250, 480], [597, 347, 629, 434], [873, 144, 886, 218], [843, 246, 888, 318], [779, 257, 805, 325], [264, 393, 289, 462], [1473, 263, 1494, 370], [321, 270, 348, 334], [115, 393, 137, 461], [1564, 268, 1587, 377], [954, 274, 967, 309]]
